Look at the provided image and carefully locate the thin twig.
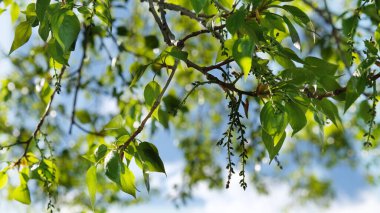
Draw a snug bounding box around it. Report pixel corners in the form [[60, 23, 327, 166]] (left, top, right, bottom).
[[13, 67, 66, 166], [73, 121, 105, 137], [303, 0, 351, 75], [69, 27, 89, 134], [177, 25, 226, 48], [119, 60, 179, 152]]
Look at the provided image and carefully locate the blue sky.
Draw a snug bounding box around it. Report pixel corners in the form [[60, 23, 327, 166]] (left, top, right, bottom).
[[1, 2, 380, 212]]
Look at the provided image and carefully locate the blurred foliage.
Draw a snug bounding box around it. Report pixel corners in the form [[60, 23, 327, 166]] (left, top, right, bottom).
[[1, 0, 380, 211]]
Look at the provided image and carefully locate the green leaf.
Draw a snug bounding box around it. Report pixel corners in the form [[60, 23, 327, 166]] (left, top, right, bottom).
[[260, 102, 288, 136], [10, 2, 20, 23], [12, 170, 31, 205], [285, 101, 307, 136], [144, 81, 161, 107], [144, 35, 159, 49], [166, 47, 188, 61], [283, 15, 301, 50], [103, 115, 123, 130], [30, 159, 58, 183], [76, 110, 92, 124], [376, 0, 380, 10], [342, 15, 358, 36], [9, 21, 32, 54], [282, 5, 311, 27], [12, 185, 31, 205], [315, 99, 341, 126], [120, 165, 136, 197], [190, 0, 207, 13], [143, 170, 150, 192], [38, 15, 50, 41], [51, 9, 80, 51], [47, 38, 70, 65], [274, 55, 295, 69], [0, 9, 6, 16], [94, 144, 108, 162], [137, 142, 166, 173], [0, 171, 8, 189], [104, 151, 121, 185], [95, 0, 112, 28], [261, 12, 286, 32], [78, 6, 92, 16], [232, 36, 254, 79], [304, 57, 338, 76], [317, 76, 341, 92], [25, 3, 38, 26], [36, 0, 50, 21], [344, 74, 366, 112], [130, 64, 149, 87], [82, 153, 96, 163], [278, 47, 304, 64], [158, 109, 169, 128], [39, 79, 53, 104], [243, 20, 265, 43], [216, 0, 233, 9], [262, 129, 286, 162], [86, 166, 97, 209], [226, 8, 246, 35]]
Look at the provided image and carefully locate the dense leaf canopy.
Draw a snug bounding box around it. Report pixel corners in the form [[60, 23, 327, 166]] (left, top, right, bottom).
[[1, 0, 380, 211]]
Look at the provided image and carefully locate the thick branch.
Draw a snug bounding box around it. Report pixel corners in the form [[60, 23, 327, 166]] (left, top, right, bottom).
[[148, 0, 173, 45]]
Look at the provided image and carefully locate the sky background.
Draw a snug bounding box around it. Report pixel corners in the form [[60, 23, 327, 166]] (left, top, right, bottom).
[[1, 2, 380, 212]]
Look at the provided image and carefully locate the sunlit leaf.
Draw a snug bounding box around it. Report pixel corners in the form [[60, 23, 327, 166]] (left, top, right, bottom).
[[9, 21, 32, 54], [232, 36, 254, 79], [86, 166, 97, 209], [12, 169, 31, 205], [120, 165, 136, 197], [10, 2, 19, 23], [262, 129, 286, 162], [0, 171, 8, 189]]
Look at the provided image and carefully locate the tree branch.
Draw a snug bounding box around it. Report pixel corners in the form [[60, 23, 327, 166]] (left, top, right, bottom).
[[73, 121, 105, 137], [119, 60, 179, 152], [303, 0, 351, 74], [69, 27, 89, 134], [14, 67, 66, 166], [148, 0, 173, 45], [177, 25, 226, 48]]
